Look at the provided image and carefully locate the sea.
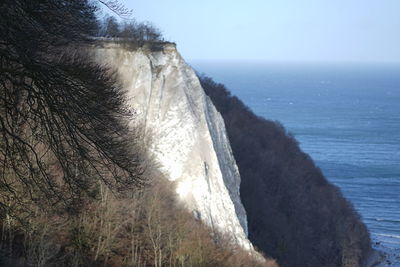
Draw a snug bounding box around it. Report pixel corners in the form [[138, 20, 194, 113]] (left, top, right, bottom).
[[191, 60, 400, 265]]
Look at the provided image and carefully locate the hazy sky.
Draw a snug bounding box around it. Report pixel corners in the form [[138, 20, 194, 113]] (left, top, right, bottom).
[[115, 0, 400, 63]]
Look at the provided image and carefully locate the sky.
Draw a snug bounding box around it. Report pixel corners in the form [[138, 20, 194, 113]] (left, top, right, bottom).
[[113, 0, 400, 63]]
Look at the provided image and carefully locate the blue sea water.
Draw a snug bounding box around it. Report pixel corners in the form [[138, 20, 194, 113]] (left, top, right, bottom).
[[191, 60, 400, 262]]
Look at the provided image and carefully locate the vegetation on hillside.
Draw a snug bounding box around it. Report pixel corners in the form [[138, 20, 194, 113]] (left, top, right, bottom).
[[1, 0, 373, 266], [0, 170, 276, 266], [98, 16, 163, 42], [0, 0, 275, 266], [200, 75, 372, 267], [1, 0, 145, 217]]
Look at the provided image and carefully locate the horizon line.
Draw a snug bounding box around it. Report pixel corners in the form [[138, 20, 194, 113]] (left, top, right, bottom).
[[187, 58, 400, 65]]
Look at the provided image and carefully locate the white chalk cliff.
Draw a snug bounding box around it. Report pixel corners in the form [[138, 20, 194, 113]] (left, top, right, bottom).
[[93, 42, 253, 251]]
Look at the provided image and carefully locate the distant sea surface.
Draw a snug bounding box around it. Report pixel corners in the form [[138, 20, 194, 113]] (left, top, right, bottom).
[[191, 60, 400, 262]]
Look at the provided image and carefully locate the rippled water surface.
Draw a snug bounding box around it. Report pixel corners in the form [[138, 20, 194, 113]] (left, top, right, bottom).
[[192, 61, 400, 261]]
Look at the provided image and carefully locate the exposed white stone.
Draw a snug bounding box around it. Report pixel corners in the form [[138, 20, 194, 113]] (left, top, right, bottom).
[[93, 43, 253, 251]]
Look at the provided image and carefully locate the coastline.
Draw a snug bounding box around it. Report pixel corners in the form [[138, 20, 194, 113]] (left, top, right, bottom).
[[363, 249, 385, 267]]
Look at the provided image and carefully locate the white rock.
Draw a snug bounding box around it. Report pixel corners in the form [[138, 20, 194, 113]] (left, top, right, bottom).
[[93, 42, 253, 251]]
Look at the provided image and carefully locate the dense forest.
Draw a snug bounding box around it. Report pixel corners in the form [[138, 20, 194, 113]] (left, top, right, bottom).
[[200, 76, 372, 267], [0, 0, 275, 266]]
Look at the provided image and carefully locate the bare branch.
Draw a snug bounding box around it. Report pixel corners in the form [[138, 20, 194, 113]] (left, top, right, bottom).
[[98, 0, 133, 19]]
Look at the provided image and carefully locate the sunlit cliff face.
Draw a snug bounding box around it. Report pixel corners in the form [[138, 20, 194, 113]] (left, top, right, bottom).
[[92, 42, 254, 252]]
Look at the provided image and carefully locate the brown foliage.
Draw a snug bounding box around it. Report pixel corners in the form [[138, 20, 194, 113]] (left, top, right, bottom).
[[0, 1, 274, 266], [0, 173, 277, 267]]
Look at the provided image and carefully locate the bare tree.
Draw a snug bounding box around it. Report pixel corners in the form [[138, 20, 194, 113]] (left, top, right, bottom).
[[120, 21, 139, 39], [0, 0, 145, 217], [136, 22, 163, 41], [103, 16, 121, 37], [98, 0, 133, 19], [99, 18, 164, 42]]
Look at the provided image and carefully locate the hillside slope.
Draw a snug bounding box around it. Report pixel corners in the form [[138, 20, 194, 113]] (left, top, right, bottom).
[[200, 76, 372, 267]]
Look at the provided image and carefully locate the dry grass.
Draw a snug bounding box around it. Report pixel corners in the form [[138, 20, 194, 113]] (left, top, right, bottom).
[[0, 173, 277, 267]]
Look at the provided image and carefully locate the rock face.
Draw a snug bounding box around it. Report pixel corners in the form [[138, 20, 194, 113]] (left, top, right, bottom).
[[93, 42, 252, 250]]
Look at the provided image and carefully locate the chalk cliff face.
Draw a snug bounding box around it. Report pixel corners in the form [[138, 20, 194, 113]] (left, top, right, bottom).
[[93, 42, 252, 250]]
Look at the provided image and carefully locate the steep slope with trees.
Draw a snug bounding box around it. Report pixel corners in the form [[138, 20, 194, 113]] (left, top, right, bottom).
[[0, 1, 276, 266], [1, 0, 372, 266], [0, 0, 145, 217], [200, 76, 372, 267]]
